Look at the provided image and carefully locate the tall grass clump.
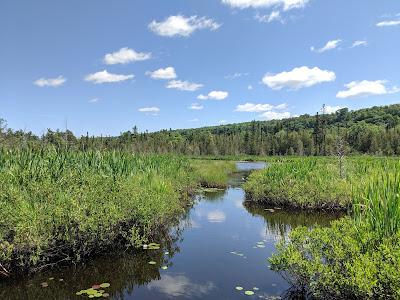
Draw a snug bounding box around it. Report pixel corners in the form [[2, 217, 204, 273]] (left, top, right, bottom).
[[190, 159, 236, 188], [244, 156, 398, 210], [0, 147, 235, 277], [269, 159, 400, 299]]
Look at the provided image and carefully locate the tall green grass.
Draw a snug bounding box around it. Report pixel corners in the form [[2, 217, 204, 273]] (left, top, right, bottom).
[[353, 164, 400, 238], [244, 156, 398, 210], [0, 147, 235, 276]]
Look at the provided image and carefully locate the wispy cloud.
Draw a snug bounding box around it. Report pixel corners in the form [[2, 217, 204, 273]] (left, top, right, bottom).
[[376, 20, 400, 27], [311, 39, 341, 53], [235, 102, 288, 112], [336, 80, 400, 99], [146, 67, 177, 80], [225, 72, 249, 79], [221, 0, 310, 11], [255, 11, 282, 23], [351, 40, 368, 48], [85, 70, 134, 84], [138, 107, 160, 115], [259, 111, 292, 120], [34, 76, 66, 87], [89, 98, 99, 103], [262, 66, 336, 90], [149, 15, 221, 37], [166, 80, 203, 91], [198, 91, 229, 100], [103, 47, 151, 65], [188, 103, 204, 110]]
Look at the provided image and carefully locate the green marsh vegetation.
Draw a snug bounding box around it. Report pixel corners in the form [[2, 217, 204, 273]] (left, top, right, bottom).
[[249, 157, 400, 298], [0, 147, 235, 277]]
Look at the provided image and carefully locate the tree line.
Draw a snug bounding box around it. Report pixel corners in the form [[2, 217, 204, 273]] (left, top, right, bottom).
[[1, 104, 400, 156]]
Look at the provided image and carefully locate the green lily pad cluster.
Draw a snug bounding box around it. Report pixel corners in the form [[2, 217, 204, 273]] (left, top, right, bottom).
[[76, 283, 111, 298], [235, 286, 260, 296], [255, 241, 266, 248], [143, 242, 160, 250]]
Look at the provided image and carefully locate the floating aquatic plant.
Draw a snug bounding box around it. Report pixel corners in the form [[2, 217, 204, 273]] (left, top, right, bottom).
[[76, 283, 111, 298], [244, 290, 255, 295]]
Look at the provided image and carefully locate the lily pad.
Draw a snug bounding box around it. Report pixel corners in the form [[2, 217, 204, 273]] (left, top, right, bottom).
[[161, 266, 168, 270], [99, 283, 110, 288], [253, 287, 259, 291], [148, 261, 157, 265], [40, 282, 48, 288], [245, 290, 255, 295], [102, 293, 110, 298], [235, 286, 244, 291]]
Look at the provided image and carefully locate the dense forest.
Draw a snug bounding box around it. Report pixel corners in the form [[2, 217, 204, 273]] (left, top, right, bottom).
[[1, 104, 400, 156]]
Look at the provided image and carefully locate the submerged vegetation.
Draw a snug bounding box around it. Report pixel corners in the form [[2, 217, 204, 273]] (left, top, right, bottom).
[[0, 147, 235, 277]]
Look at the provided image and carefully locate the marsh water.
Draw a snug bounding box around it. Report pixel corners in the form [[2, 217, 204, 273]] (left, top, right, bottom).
[[0, 162, 341, 300]]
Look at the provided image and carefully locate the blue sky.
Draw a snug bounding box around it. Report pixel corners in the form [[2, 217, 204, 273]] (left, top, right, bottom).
[[1, 0, 399, 136]]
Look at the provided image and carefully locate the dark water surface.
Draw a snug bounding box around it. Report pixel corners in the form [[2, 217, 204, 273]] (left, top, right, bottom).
[[1, 162, 341, 300]]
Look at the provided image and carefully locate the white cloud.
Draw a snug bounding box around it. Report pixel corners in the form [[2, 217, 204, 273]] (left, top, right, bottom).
[[351, 40, 368, 48], [138, 107, 160, 115], [262, 66, 336, 90], [166, 80, 203, 91], [248, 85, 253, 90], [89, 98, 99, 103], [322, 105, 346, 114], [225, 72, 249, 79], [376, 20, 400, 27], [255, 11, 282, 23], [85, 70, 134, 84], [221, 0, 309, 11], [207, 210, 226, 223], [189, 103, 204, 110], [146, 67, 177, 80], [197, 91, 229, 100], [311, 39, 341, 53], [147, 275, 215, 297], [103, 47, 151, 65], [149, 15, 221, 37], [235, 102, 287, 112], [336, 80, 400, 99], [218, 120, 228, 125], [259, 111, 291, 120], [34, 76, 66, 87]]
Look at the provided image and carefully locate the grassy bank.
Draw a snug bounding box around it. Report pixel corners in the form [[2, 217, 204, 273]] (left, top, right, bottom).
[[244, 156, 398, 210], [0, 148, 235, 277], [269, 168, 400, 299]]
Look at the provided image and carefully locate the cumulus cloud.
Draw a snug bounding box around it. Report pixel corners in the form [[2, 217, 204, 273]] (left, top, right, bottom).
[[85, 70, 134, 84], [138, 107, 160, 115], [255, 11, 282, 23], [221, 0, 309, 11], [351, 40, 368, 48], [218, 120, 228, 125], [34, 76, 66, 87], [166, 80, 203, 91], [146, 67, 177, 80], [235, 102, 288, 112], [336, 80, 400, 99], [197, 91, 229, 100], [103, 47, 151, 65], [149, 15, 221, 37], [376, 20, 400, 27], [260, 111, 291, 120], [262, 66, 336, 90], [188, 103, 204, 110], [207, 210, 226, 223], [322, 105, 346, 114], [147, 275, 215, 297], [311, 39, 341, 53]]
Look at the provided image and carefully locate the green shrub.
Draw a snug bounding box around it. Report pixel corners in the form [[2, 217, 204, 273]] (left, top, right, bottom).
[[270, 218, 400, 299]]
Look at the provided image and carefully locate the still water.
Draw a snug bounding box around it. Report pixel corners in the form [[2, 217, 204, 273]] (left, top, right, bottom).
[[0, 162, 340, 300]]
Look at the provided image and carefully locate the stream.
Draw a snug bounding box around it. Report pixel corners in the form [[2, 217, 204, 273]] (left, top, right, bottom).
[[0, 162, 341, 299]]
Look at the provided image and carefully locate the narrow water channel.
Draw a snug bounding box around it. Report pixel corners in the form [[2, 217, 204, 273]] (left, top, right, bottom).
[[0, 162, 341, 300]]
